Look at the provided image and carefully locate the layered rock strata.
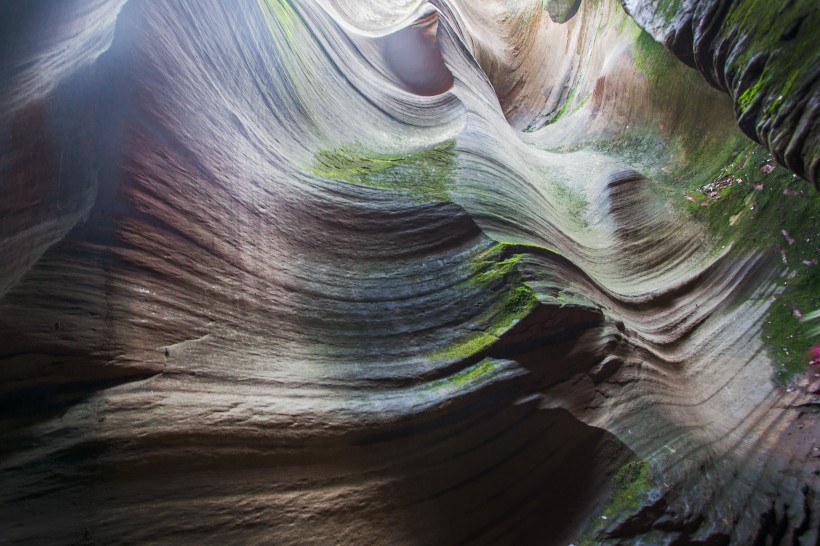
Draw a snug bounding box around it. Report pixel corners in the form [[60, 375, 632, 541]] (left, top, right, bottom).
[[1, 0, 818, 544]]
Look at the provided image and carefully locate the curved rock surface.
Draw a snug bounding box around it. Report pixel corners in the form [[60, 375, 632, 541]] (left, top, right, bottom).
[[1, 1, 818, 544], [621, 0, 819, 185]]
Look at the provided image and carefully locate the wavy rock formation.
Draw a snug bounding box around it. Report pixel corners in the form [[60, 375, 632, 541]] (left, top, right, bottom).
[[1, 0, 818, 544]]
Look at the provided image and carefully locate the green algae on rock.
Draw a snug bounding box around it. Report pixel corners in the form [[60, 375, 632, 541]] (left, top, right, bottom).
[[311, 140, 456, 201], [422, 358, 500, 390], [683, 144, 820, 381], [578, 459, 656, 546], [1, 0, 818, 544], [622, 0, 820, 185], [424, 242, 549, 362]]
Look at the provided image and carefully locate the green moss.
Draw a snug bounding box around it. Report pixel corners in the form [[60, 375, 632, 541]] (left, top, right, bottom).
[[684, 145, 815, 249], [473, 255, 522, 285], [655, 0, 684, 20], [550, 85, 578, 124], [472, 248, 524, 286], [578, 459, 655, 545], [431, 331, 497, 362], [423, 359, 500, 390], [764, 268, 820, 383], [605, 460, 653, 516], [738, 66, 768, 111], [430, 283, 538, 361], [722, 0, 818, 119], [429, 243, 540, 361], [311, 140, 456, 201], [618, 28, 750, 191], [469, 242, 563, 288], [552, 180, 588, 227], [684, 144, 820, 382], [633, 30, 676, 85]]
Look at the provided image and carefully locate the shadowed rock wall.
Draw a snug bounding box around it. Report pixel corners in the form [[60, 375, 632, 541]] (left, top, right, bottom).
[[621, 0, 819, 185]]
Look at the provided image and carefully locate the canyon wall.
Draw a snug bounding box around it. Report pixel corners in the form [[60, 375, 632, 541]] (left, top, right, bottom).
[[1, 0, 817, 544]]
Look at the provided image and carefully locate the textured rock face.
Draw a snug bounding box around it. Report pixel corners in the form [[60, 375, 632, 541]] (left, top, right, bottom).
[[621, 0, 819, 185], [543, 0, 583, 23], [1, 1, 818, 545]]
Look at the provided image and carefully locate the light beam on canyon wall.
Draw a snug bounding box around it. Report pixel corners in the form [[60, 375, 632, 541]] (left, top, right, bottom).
[[1, 0, 818, 544]]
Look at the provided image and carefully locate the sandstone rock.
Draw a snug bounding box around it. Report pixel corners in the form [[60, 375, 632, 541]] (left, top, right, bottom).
[[1, 0, 817, 544], [621, 0, 820, 186]]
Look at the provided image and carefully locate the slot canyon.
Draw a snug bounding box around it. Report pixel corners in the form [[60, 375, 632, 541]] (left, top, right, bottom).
[[1, 0, 818, 544]]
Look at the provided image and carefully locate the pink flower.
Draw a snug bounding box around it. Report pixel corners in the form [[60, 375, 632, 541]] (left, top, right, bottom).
[[808, 344, 820, 367]]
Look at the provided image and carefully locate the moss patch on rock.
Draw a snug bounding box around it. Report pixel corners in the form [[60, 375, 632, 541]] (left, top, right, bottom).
[[579, 459, 655, 545], [429, 243, 539, 362], [470, 243, 524, 286], [311, 140, 456, 201], [722, 0, 818, 120], [764, 271, 819, 383], [684, 144, 820, 382], [429, 283, 538, 362], [423, 359, 500, 390], [632, 29, 677, 86], [628, 30, 750, 190], [605, 459, 654, 516]]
